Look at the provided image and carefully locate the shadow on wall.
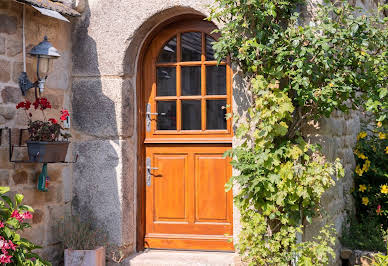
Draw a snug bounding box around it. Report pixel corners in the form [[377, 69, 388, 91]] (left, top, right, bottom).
[[70, 0, 122, 248]]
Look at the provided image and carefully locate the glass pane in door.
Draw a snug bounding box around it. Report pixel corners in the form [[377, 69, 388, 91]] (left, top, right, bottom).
[[182, 100, 201, 130], [181, 66, 201, 96], [157, 101, 176, 130], [206, 100, 226, 130], [157, 67, 176, 96], [181, 32, 202, 61], [206, 66, 226, 95], [157, 37, 177, 62]]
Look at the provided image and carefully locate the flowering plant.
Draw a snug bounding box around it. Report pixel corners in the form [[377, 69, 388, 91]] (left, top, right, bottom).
[[353, 123, 388, 229], [0, 186, 50, 265], [16, 98, 71, 142]]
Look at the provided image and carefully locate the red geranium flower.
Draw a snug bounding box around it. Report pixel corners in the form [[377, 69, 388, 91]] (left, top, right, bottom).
[[48, 118, 58, 124], [60, 109, 70, 121], [16, 100, 31, 110], [33, 98, 51, 110]]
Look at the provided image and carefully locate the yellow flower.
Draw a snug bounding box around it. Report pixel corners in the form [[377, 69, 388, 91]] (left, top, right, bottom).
[[362, 197, 369, 206], [361, 51, 367, 56], [385, 146, 388, 154], [358, 184, 367, 192], [377, 121, 382, 128], [329, 83, 334, 87], [381, 185, 388, 194], [358, 131, 367, 140], [355, 165, 364, 176], [378, 132, 386, 139], [362, 160, 371, 172], [357, 153, 367, 160]]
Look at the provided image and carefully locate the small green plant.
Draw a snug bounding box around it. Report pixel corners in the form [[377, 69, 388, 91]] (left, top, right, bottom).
[[0, 187, 50, 265], [342, 216, 386, 252]]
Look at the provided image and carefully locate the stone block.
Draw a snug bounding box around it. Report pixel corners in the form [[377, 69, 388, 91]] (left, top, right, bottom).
[[12, 61, 33, 84], [12, 170, 28, 185], [0, 105, 16, 120], [0, 169, 10, 186], [1, 86, 22, 103], [0, 147, 12, 169], [0, 59, 10, 82], [72, 139, 125, 244], [21, 223, 45, 246], [0, 1, 8, 9], [23, 184, 62, 206], [0, 35, 5, 54], [45, 50, 71, 91], [6, 38, 22, 57], [0, 15, 17, 34], [41, 243, 64, 266], [32, 209, 44, 224], [72, 77, 133, 138], [46, 205, 64, 245]]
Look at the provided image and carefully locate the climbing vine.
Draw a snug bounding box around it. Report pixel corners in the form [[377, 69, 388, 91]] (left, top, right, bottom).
[[209, 0, 387, 264]]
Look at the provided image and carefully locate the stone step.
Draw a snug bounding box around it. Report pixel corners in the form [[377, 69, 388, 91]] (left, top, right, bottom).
[[124, 250, 239, 266]]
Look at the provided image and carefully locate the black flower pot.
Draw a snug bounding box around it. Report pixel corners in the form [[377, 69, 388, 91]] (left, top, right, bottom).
[[26, 141, 69, 162]]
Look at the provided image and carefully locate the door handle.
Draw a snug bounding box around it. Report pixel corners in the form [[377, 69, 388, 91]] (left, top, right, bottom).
[[146, 104, 166, 132], [146, 157, 158, 186], [146, 112, 166, 116]]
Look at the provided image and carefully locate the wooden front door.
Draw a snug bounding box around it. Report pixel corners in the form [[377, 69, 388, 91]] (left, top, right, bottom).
[[142, 20, 233, 251]]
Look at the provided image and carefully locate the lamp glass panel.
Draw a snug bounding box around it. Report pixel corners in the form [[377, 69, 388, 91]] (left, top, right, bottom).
[[38, 57, 51, 77]]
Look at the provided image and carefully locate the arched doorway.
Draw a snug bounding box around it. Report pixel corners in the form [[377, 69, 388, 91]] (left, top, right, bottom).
[[137, 18, 233, 251]]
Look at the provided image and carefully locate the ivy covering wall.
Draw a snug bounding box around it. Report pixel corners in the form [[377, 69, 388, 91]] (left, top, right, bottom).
[[209, 0, 387, 264]]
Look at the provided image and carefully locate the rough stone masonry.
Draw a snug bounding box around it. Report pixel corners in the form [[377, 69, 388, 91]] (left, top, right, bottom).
[[0, 0, 380, 265]]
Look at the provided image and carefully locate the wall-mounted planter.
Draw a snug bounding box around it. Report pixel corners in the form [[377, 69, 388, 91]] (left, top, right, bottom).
[[64, 247, 105, 266], [27, 141, 69, 162]]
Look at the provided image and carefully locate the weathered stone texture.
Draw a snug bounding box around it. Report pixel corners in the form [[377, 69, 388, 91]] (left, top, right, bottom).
[[0, 35, 5, 54], [6, 38, 22, 56], [1, 86, 22, 103], [0, 14, 17, 34], [0, 59, 11, 82], [302, 110, 360, 265], [0, 3, 72, 265], [12, 170, 28, 185], [0, 170, 9, 186]]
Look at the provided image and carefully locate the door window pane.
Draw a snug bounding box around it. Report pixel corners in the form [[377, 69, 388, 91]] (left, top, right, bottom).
[[206, 100, 226, 130], [157, 67, 176, 96], [181, 32, 202, 61], [206, 66, 226, 95], [206, 35, 216, 61], [157, 37, 177, 63], [182, 100, 201, 130], [157, 101, 176, 130], [181, 66, 201, 96]]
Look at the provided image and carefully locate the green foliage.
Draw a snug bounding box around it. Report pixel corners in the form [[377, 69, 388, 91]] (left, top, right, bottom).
[[341, 216, 386, 252], [209, 0, 387, 264], [353, 127, 388, 228], [0, 187, 50, 265]]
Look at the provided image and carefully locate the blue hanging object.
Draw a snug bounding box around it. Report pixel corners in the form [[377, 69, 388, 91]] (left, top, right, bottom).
[[37, 163, 49, 192]]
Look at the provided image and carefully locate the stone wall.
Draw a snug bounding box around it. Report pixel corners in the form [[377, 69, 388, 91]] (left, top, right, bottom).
[[302, 111, 360, 265], [0, 0, 72, 263]]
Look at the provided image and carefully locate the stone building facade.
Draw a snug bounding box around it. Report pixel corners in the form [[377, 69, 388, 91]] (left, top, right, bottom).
[[0, 0, 380, 265], [0, 0, 73, 262]]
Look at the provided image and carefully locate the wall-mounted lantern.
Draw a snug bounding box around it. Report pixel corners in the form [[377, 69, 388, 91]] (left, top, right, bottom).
[[18, 36, 60, 97]]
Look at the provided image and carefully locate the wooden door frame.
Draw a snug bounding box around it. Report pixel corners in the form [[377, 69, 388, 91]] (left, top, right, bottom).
[[136, 15, 223, 252]]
